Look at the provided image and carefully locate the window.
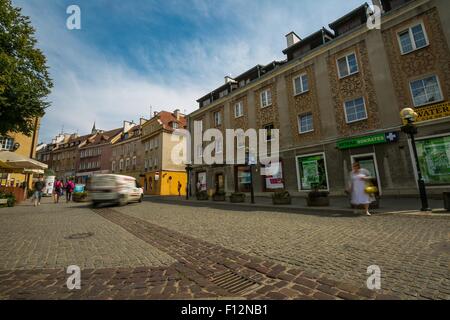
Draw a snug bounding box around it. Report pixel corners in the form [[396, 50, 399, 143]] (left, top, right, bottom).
[[126, 158, 130, 169], [172, 122, 179, 129], [409, 75, 443, 107], [132, 156, 137, 167], [260, 89, 272, 108], [398, 23, 428, 54], [216, 138, 223, 154], [264, 124, 275, 141], [214, 111, 222, 126], [0, 137, 14, 150], [296, 153, 329, 191], [144, 159, 148, 171], [154, 158, 158, 168], [344, 97, 367, 123], [112, 161, 116, 172], [293, 74, 309, 95], [119, 159, 124, 171], [234, 101, 244, 118], [298, 113, 314, 133], [154, 138, 158, 148], [219, 90, 228, 98], [337, 53, 358, 78]]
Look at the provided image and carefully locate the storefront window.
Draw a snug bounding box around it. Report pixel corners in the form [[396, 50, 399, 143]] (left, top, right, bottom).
[[264, 161, 284, 191], [416, 135, 450, 185], [197, 172, 207, 191], [236, 166, 251, 192], [296, 153, 329, 190]]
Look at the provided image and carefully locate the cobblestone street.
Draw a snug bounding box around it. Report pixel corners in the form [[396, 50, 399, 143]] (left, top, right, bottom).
[[0, 198, 449, 300]]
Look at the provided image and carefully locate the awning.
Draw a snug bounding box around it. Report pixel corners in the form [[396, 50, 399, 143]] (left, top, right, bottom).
[[0, 151, 48, 174]]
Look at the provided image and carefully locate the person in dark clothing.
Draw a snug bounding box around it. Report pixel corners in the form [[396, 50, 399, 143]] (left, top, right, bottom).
[[177, 181, 182, 196], [34, 177, 45, 207]]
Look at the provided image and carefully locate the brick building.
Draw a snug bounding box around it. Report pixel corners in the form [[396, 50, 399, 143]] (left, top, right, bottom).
[[188, 0, 450, 197]]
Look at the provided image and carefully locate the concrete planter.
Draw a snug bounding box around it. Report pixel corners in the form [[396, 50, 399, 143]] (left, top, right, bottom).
[[73, 192, 89, 203], [213, 194, 226, 201], [307, 196, 330, 207], [196, 191, 209, 201], [230, 193, 246, 203], [272, 191, 292, 205]]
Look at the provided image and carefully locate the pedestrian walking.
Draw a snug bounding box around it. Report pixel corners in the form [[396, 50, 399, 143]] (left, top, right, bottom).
[[53, 179, 63, 204], [33, 176, 45, 207], [65, 179, 75, 203], [177, 181, 182, 196], [347, 162, 374, 216]]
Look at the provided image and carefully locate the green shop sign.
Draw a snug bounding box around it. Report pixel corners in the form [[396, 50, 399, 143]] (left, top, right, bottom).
[[337, 132, 400, 150]]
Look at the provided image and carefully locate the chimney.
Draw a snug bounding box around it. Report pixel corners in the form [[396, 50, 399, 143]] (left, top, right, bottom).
[[285, 31, 301, 47], [372, 0, 384, 12], [123, 120, 134, 133], [174, 109, 180, 120], [139, 118, 147, 126], [224, 76, 234, 84]]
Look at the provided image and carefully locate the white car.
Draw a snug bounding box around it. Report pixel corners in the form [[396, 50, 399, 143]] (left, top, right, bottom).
[[89, 174, 143, 207]]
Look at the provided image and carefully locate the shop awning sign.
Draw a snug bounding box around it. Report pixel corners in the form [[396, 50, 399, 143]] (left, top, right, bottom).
[[337, 132, 400, 150], [415, 101, 450, 123]]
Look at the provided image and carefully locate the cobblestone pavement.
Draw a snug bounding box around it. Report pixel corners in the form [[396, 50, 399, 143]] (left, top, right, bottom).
[[115, 200, 450, 300], [0, 199, 448, 300], [0, 199, 175, 270]]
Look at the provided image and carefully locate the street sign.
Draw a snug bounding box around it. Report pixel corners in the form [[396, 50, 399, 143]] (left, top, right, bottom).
[[337, 132, 400, 150], [414, 101, 450, 123]]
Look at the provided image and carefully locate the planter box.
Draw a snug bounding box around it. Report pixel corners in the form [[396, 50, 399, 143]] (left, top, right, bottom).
[[196, 192, 209, 201], [273, 198, 292, 205], [213, 194, 226, 201], [307, 196, 330, 207], [230, 193, 246, 203], [73, 193, 89, 203]]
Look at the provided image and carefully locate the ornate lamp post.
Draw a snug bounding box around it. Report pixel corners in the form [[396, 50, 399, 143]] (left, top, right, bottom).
[[400, 108, 430, 211], [245, 147, 256, 204]]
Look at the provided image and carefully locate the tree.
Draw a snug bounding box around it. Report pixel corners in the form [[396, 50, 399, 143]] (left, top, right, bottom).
[[0, 0, 53, 137]]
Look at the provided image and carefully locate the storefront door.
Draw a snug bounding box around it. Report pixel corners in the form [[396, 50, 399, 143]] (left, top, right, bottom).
[[215, 173, 224, 192], [351, 153, 382, 195]]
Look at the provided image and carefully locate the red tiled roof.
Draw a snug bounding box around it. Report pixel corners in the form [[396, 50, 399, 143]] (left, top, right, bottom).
[[158, 111, 187, 132]]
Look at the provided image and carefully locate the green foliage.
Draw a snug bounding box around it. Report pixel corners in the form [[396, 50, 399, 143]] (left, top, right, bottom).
[[0, 0, 53, 136], [0, 191, 16, 207]]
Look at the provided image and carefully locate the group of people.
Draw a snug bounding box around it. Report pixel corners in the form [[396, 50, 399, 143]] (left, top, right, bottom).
[[32, 177, 75, 207]]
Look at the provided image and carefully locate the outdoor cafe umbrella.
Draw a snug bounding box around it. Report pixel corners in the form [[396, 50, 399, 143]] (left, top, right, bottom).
[[0, 151, 48, 174]]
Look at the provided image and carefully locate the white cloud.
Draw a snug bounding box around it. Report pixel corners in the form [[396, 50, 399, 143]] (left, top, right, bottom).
[[13, 0, 365, 142]]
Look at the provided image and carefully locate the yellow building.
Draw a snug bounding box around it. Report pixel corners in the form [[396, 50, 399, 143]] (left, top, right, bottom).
[[0, 118, 40, 188], [140, 110, 187, 196]]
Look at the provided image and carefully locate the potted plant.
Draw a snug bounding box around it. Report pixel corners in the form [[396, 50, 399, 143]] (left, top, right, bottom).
[[307, 184, 330, 207], [230, 192, 246, 203], [196, 190, 209, 201], [272, 190, 291, 205], [213, 190, 226, 201], [73, 192, 89, 203]]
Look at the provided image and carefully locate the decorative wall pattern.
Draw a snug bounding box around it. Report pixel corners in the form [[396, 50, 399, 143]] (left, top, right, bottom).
[[382, 8, 450, 110], [285, 65, 323, 146], [327, 41, 380, 137]]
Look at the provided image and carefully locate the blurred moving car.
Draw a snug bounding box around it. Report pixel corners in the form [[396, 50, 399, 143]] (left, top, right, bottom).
[[89, 174, 143, 207]]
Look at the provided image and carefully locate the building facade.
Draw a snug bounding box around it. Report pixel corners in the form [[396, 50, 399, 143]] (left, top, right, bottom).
[[188, 0, 450, 197], [111, 119, 147, 180], [140, 110, 187, 196]]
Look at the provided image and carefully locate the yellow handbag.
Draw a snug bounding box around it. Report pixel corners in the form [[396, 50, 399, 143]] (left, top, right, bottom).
[[365, 182, 379, 195]]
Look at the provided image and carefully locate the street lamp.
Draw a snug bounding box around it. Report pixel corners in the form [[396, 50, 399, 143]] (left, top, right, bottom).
[[245, 147, 255, 204], [400, 108, 430, 211]]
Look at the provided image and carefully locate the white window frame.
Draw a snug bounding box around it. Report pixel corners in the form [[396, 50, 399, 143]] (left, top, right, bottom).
[[125, 158, 130, 169], [234, 101, 244, 118], [260, 89, 272, 108], [336, 52, 359, 79], [215, 138, 223, 154], [293, 73, 309, 96], [409, 74, 443, 108], [343, 97, 368, 124], [132, 156, 137, 166], [112, 161, 116, 172], [0, 137, 14, 150], [298, 113, 314, 134], [397, 21, 429, 55]]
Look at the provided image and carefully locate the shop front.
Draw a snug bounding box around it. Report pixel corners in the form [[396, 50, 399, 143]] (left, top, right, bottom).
[[295, 152, 329, 191]]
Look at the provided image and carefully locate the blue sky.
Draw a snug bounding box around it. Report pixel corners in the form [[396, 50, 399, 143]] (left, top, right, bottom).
[[13, 0, 365, 143]]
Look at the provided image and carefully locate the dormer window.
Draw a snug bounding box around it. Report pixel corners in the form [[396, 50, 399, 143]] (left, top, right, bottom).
[[172, 122, 179, 129]]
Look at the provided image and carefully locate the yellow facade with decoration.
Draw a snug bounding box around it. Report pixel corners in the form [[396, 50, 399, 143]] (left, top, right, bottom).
[[140, 171, 187, 196]]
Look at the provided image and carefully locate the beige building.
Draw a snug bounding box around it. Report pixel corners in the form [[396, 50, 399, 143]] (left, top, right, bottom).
[[188, 0, 450, 197], [111, 119, 147, 180], [140, 110, 187, 195]]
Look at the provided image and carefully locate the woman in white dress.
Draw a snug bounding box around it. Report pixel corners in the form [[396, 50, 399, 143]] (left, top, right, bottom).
[[348, 162, 373, 216]]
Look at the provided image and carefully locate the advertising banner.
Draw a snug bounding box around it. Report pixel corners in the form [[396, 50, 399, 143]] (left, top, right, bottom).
[[416, 135, 450, 185], [297, 154, 328, 190]]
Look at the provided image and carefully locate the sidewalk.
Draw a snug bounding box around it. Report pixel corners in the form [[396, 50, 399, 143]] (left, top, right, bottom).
[[144, 195, 449, 217]]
